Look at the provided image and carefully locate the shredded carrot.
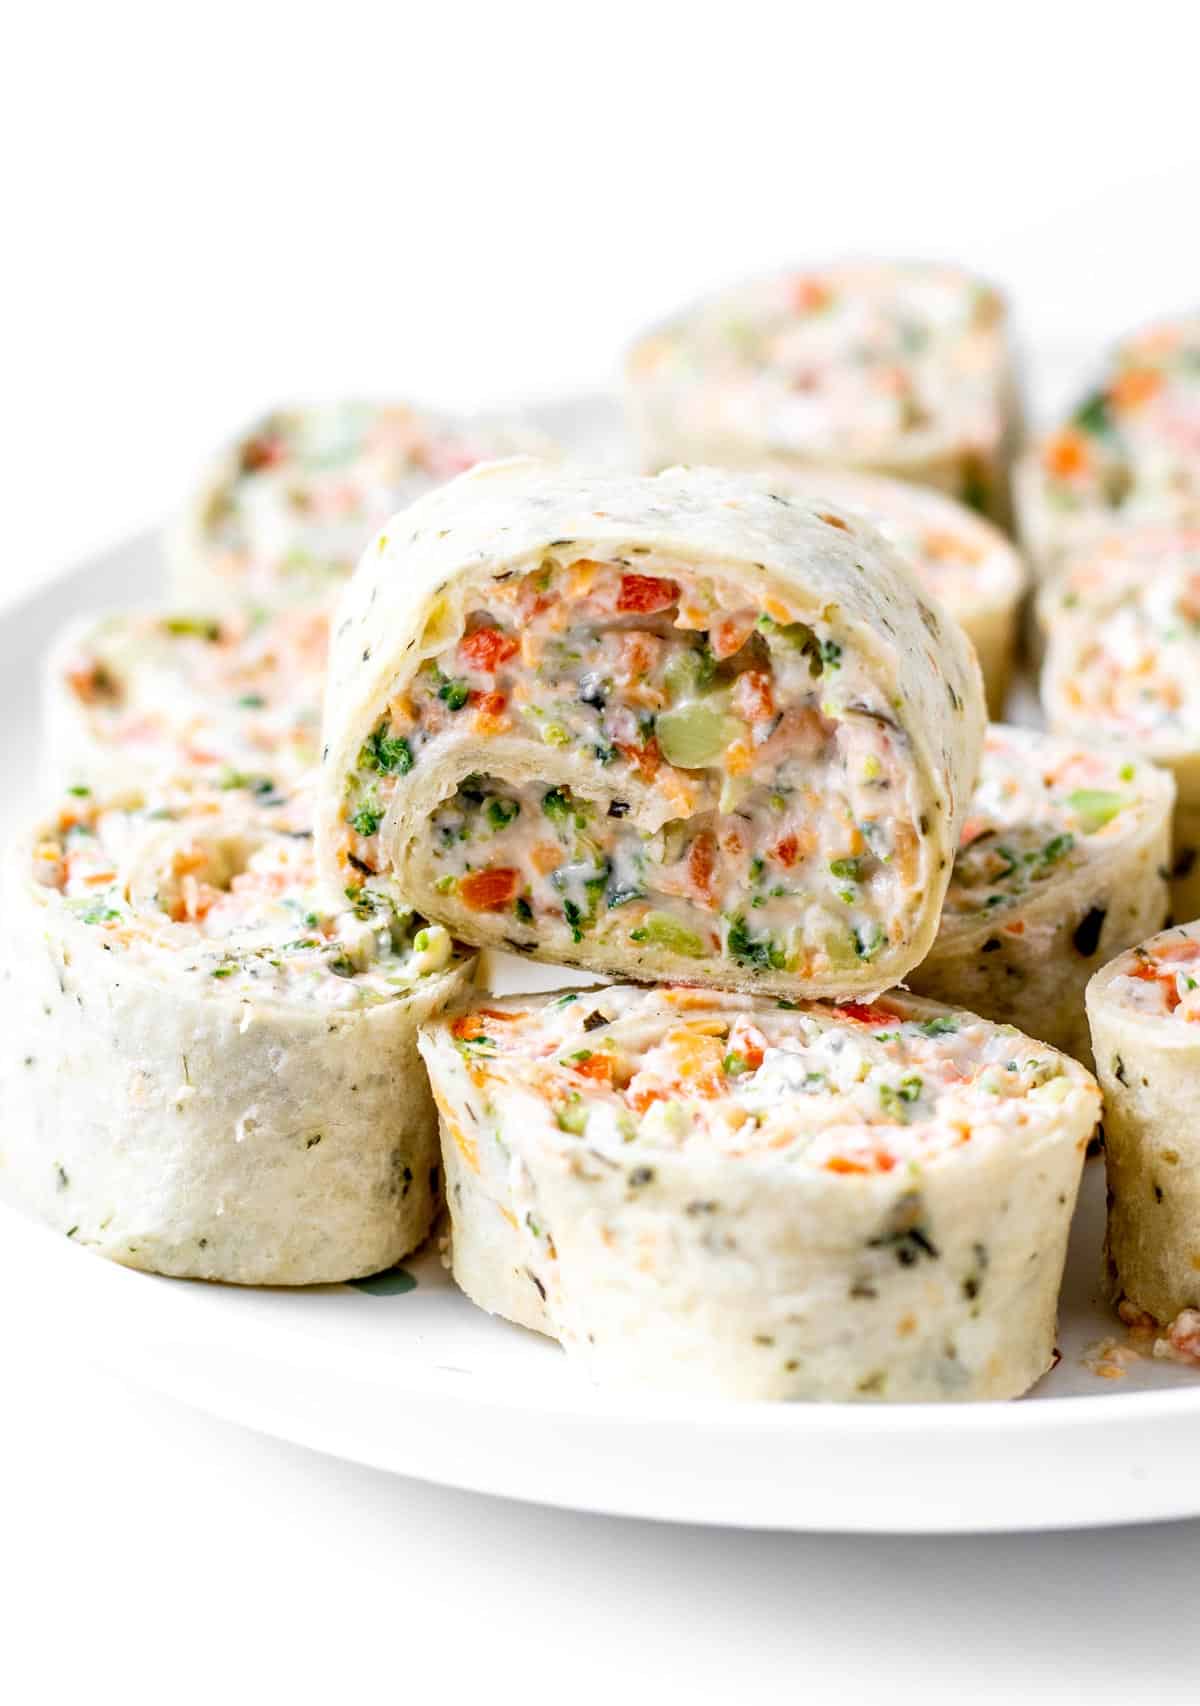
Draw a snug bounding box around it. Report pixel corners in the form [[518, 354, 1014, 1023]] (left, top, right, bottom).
[[1110, 368, 1162, 410], [686, 831, 717, 906], [572, 1053, 614, 1084], [433, 1093, 479, 1173], [616, 736, 661, 782], [724, 738, 756, 778], [469, 690, 510, 736], [791, 276, 830, 314], [1043, 430, 1089, 479], [530, 842, 564, 876], [458, 867, 520, 911], [710, 612, 756, 659], [731, 669, 774, 725]]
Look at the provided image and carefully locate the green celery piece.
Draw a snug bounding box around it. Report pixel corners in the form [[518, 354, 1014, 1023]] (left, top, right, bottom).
[[1066, 788, 1126, 833], [655, 703, 740, 769], [629, 912, 706, 957], [663, 647, 717, 703]]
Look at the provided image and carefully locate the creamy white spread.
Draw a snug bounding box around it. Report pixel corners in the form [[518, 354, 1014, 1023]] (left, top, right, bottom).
[[1029, 316, 1200, 533], [443, 985, 1079, 1178], [1106, 926, 1200, 1021], [771, 468, 1022, 623], [33, 784, 455, 1009], [1044, 530, 1200, 748], [945, 726, 1151, 922], [629, 260, 1007, 497], [58, 607, 328, 787], [334, 549, 938, 980], [196, 402, 547, 602]]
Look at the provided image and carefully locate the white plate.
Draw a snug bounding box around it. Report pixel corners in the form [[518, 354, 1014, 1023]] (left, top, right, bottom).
[[4, 392, 1199, 1536]]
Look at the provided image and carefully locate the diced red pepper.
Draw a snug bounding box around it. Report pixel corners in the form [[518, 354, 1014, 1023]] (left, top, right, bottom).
[[833, 1001, 896, 1026], [771, 834, 800, 869], [617, 574, 680, 615], [460, 626, 519, 673]]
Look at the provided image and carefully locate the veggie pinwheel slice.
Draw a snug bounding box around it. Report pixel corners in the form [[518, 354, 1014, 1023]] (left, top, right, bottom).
[[419, 985, 1099, 1402], [1016, 313, 1200, 577], [318, 461, 985, 999], [625, 260, 1019, 522], [170, 400, 555, 612], [0, 782, 474, 1283], [763, 469, 1026, 715], [45, 604, 329, 795], [1088, 921, 1200, 1341], [1039, 528, 1200, 922], [908, 725, 1173, 1066]]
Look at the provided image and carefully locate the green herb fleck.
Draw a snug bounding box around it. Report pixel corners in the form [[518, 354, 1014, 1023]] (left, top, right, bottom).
[[486, 797, 520, 830], [830, 856, 864, 881], [438, 678, 470, 711], [726, 914, 786, 971], [351, 802, 384, 837], [78, 901, 121, 925], [562, 898, 584, 942], [359, 724, 414, 776], [854, 924, 886, 961], [1073, 390, 1114, 438]]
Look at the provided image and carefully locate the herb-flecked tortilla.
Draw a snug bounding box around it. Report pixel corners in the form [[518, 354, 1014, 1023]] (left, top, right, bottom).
[[0, 781, 474, 1283], [420, 984, 1098, 1401]]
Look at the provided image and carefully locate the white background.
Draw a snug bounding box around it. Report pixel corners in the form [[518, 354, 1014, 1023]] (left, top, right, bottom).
[[5, 5, 1200, 1701]]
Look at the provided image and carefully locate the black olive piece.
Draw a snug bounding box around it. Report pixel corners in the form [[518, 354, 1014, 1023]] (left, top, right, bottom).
[[578, 673, 607, 709], [1072, 906, 1107, 958]]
